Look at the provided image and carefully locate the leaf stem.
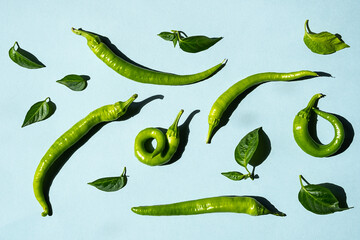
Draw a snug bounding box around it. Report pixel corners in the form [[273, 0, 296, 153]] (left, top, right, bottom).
[[299, 175, 311, 188], [121, 167, 126, 176], [304, 19, 312, 34]]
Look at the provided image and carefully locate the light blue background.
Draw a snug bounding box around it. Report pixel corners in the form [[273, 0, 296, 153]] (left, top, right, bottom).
[[1, 0, 359, 239]]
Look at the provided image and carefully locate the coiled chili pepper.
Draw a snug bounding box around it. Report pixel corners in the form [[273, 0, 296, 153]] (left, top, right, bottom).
[[72, 28, 226, 85], [33, 94, 137, 216], [293, 93, 345, 157], [134, 110, 183, 166], [206, 71, 319, 143], [131, 196, 286, 216]]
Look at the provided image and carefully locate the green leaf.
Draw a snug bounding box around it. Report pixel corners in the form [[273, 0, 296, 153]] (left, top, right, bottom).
[[221, 171, 249, 181], [22, 97, 56, 127], [172, 37, 178, 47], [303, 19, 350, 55], [56, 74, 89, 91], [178, 35, 223, 53], [158, 32, 176, 41], [88, 167, 127, 192], [159, 30, 222, 53], [9, 42, 46, 69], [234, 127, 261, 169], [298, 175, 351, 215]]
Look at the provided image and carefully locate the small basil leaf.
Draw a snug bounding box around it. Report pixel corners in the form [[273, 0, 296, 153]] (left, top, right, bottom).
[[303, 20, 349, 55], [172, 37, 178, 47], [221, 171, 249, 181], [179, 35, 223, 53], [298, 175, 351, 215], [57, 74, 89, 91], [9, 42, 46, 69], [234, 127, 261, 169], [158, 32, 176, 41], [88, 167, 127, 192], [22, 97, 56, 127]]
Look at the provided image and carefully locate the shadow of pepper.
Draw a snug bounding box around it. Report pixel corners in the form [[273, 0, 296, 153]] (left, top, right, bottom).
[[42, 94, 163, 216], [77, 29, 226, 83], [208, 73, 323, 144]]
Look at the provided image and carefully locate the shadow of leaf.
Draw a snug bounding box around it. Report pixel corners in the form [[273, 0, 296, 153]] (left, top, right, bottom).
[[17, 46, 46, 67], [318, 183, 351, 209]]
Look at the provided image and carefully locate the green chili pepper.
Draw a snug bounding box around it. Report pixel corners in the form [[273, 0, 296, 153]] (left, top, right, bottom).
[[206, 71, 319, 143], [72, 28, 226, 85], [131, 196, 286, 216], [33, 94, 137, 217], [293, 93, 345, 157], [134, 110, 183, 166]]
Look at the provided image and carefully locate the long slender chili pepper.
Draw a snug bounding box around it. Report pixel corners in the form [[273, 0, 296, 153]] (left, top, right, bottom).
[[33, 94, 137, 216], [134, 110, 183, 166], [206, 71, 319, 143], [131, 196, 286, 216], [72, 28, 226, 85], [293, 93, 345, 157]]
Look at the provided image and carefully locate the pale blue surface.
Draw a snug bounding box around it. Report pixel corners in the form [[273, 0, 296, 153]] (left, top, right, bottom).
[[1, 0, 359, 239]]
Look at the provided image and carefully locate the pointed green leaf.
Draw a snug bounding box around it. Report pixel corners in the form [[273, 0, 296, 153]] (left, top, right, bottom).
[[158, 32, 176, 41], [88, 167, 127, 192], [179, 35, 223, 53], [172, 37, 178, 47], [221, 171, 249, 181], [9, 42, 45, 69], [22, 97, 55, 127], [298, 175, 351, 215], [303, 20, 349, 55], [57, 74, 89, 91], [234, 128, 261, 168]]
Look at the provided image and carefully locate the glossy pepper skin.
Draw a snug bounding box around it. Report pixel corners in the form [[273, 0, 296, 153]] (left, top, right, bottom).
[[72, 28, 226, 85], [131, 196, 286, 216], [33, 94, 137, 217], [134, 110, 183, 166], [206, 71, 319, 143], [293, 93, 345, 157]]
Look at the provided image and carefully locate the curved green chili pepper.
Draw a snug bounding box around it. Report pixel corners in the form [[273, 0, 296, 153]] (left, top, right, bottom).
[[206, 71, 319, 143], [293, 93, 345, 157], [72, 28, 226, 85], [131, 196, 286, 216], [134, 110, 183, 166], [33, 94, 138, 217]]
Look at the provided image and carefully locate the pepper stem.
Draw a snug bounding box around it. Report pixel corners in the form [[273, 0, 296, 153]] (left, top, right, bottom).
[[123, 94, 138, 108], [167, 109, 184, 137], [304, 19, 312, 34], [71, 27, 101, 43], [306, 93, 325, 109], [206, 124, 215, 144]]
